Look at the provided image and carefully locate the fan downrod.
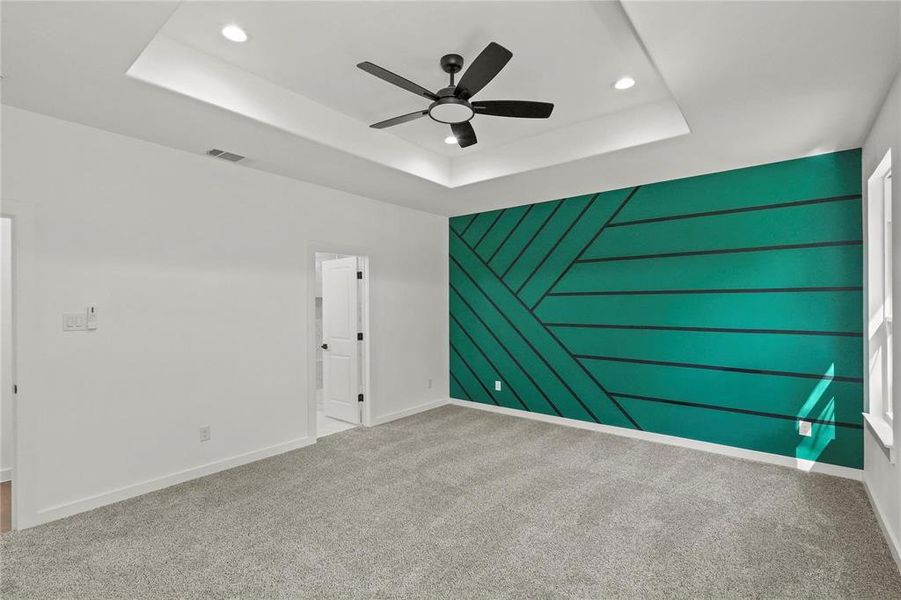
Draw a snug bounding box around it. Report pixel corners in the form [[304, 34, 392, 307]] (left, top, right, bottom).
[[440, 53, 464, 87]]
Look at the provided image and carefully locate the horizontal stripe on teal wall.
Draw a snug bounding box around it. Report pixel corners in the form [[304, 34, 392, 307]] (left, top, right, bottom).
[[449, 149, 863, 469]]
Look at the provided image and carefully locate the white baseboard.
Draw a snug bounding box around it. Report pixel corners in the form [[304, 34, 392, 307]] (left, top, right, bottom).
[[24, 399, 862, 529], [449, 400, 863, 481], [30, 435, 314, 528], [864, 482, 901, 575], [370, 398, 449, 426], [0, 467, 12, 483]]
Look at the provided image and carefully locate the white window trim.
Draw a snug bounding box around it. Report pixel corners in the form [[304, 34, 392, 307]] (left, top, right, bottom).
[[884, 168, 893, 426], [866, 148, 894, 453], [864, 412, 894, 450]]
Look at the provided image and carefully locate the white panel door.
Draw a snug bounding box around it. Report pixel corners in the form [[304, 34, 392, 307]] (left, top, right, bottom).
[[321, 256, 360, 424]]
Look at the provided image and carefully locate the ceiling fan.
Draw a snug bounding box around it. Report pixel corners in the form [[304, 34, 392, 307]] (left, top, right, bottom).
[[357, 42, 554, 148]]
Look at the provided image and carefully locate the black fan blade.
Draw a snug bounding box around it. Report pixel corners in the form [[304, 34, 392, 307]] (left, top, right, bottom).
[[451, 121, 477, 148], [357, 62, 438, 101], [455, 42, 512, 100], [472, 101, 554, 119], [370, 110, 428, 129]]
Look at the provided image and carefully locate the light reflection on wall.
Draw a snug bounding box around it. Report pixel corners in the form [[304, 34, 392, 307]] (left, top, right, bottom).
[[796, 363, 837, 464]]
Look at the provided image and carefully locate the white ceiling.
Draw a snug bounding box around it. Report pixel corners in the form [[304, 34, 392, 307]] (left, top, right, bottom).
[[159, 1, 674, 156], [2, 1, 899, 216], [125, 1, 689, 188]]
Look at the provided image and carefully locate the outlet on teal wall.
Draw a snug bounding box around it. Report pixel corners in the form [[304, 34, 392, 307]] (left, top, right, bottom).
[[448, 149, 863, 469]]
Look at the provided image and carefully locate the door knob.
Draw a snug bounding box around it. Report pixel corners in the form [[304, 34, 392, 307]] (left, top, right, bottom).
[[321, 343, 328, 350]]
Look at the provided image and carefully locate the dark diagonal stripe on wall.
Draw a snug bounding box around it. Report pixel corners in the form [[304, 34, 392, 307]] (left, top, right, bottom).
[[449, 214, 476, 236], [609, 391, 863, 429], [451, 262, 586, 420], [576, 239, 863, 264], [535, 187, 640, 309], [488, 204, 533, 265], [451, 230, 640, 429], [517, 192, 639, 309], [450, 285, 563, 417], [515, 194, 597, 296], [450, 313, 529, 411], [449, 371, 471, 400], [451, 343, 498, 405], [575, 354, 863, 383], [458, 214, 478, 237], [546, 286, 863, 297], [473, 210, 505, 251], [450, 369, 472, 400], [501, 200, 563, 280], [544, 322, 863, 338], [608, 194, 861, 229]]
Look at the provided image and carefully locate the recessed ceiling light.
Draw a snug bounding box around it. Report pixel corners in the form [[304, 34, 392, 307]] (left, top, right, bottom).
[[221, 24, 248, 43], [613, 76, 636, 90], [444, 136, 457, 145]]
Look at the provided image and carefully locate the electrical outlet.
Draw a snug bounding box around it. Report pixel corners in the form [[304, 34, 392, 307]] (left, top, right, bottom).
[[495, 380, 502, 391], [199, 426, 211, 442], [798, 420, 812, 437]]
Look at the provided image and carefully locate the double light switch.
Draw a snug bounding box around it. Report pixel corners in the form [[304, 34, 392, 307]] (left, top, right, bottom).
[[62, 306, 98, 331]]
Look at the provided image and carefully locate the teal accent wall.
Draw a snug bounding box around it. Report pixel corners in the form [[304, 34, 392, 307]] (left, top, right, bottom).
[[448, 149, 863, 469]]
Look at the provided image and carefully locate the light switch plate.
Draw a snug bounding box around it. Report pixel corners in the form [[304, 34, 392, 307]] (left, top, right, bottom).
[[798, 420, 812, 437], [495, 380, 502, 391], [63, 312, 87, 331]]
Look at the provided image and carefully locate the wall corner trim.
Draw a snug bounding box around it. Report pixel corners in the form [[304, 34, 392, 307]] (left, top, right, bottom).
[[864, 481, 901, 576], [449, 399, 863, 481], [25, 435, 315, 529]]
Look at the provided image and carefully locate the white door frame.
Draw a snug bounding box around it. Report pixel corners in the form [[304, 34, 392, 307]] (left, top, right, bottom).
[[1, 199, 36, 530], [306, 243, 372, 440]]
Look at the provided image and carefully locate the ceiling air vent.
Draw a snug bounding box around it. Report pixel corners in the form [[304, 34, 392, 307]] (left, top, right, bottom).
[[206, 148, 245, 162]]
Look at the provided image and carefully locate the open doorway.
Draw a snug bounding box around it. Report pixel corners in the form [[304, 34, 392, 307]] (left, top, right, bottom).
[[1, 217, 14, 533], [314, 252, 368, 438]]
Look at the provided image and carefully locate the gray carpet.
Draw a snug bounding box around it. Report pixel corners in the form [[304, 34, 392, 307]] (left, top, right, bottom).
[[2, 404, 900, 599]]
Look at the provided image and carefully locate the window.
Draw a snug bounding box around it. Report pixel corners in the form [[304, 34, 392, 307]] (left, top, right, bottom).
[[866, 149, 894, 449], [884, 166, 893, 423]]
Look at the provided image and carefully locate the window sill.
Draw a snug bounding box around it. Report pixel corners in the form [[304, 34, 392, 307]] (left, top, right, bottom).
[[864, 412, 895, 451]]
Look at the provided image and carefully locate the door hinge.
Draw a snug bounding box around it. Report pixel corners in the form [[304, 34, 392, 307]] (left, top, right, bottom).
[[356, 270, 363, 279], [357, 332, 363, 341], [358, 393, 364, 402]]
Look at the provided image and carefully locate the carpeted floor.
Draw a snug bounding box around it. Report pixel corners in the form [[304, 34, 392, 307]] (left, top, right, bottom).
[[2, 404, 900, 599]]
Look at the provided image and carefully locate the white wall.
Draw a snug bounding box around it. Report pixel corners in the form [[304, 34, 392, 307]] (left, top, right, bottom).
[[1, 217, 13, 481], [863, 67, 901, 566], [1, 106, 449, 528]]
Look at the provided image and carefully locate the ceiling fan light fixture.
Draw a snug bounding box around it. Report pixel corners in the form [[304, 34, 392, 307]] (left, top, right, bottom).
[[221, 24, 248, 43], [358, 43, 554, 147], [613, 76, 636, 90], [428, 97, 474, 124]]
